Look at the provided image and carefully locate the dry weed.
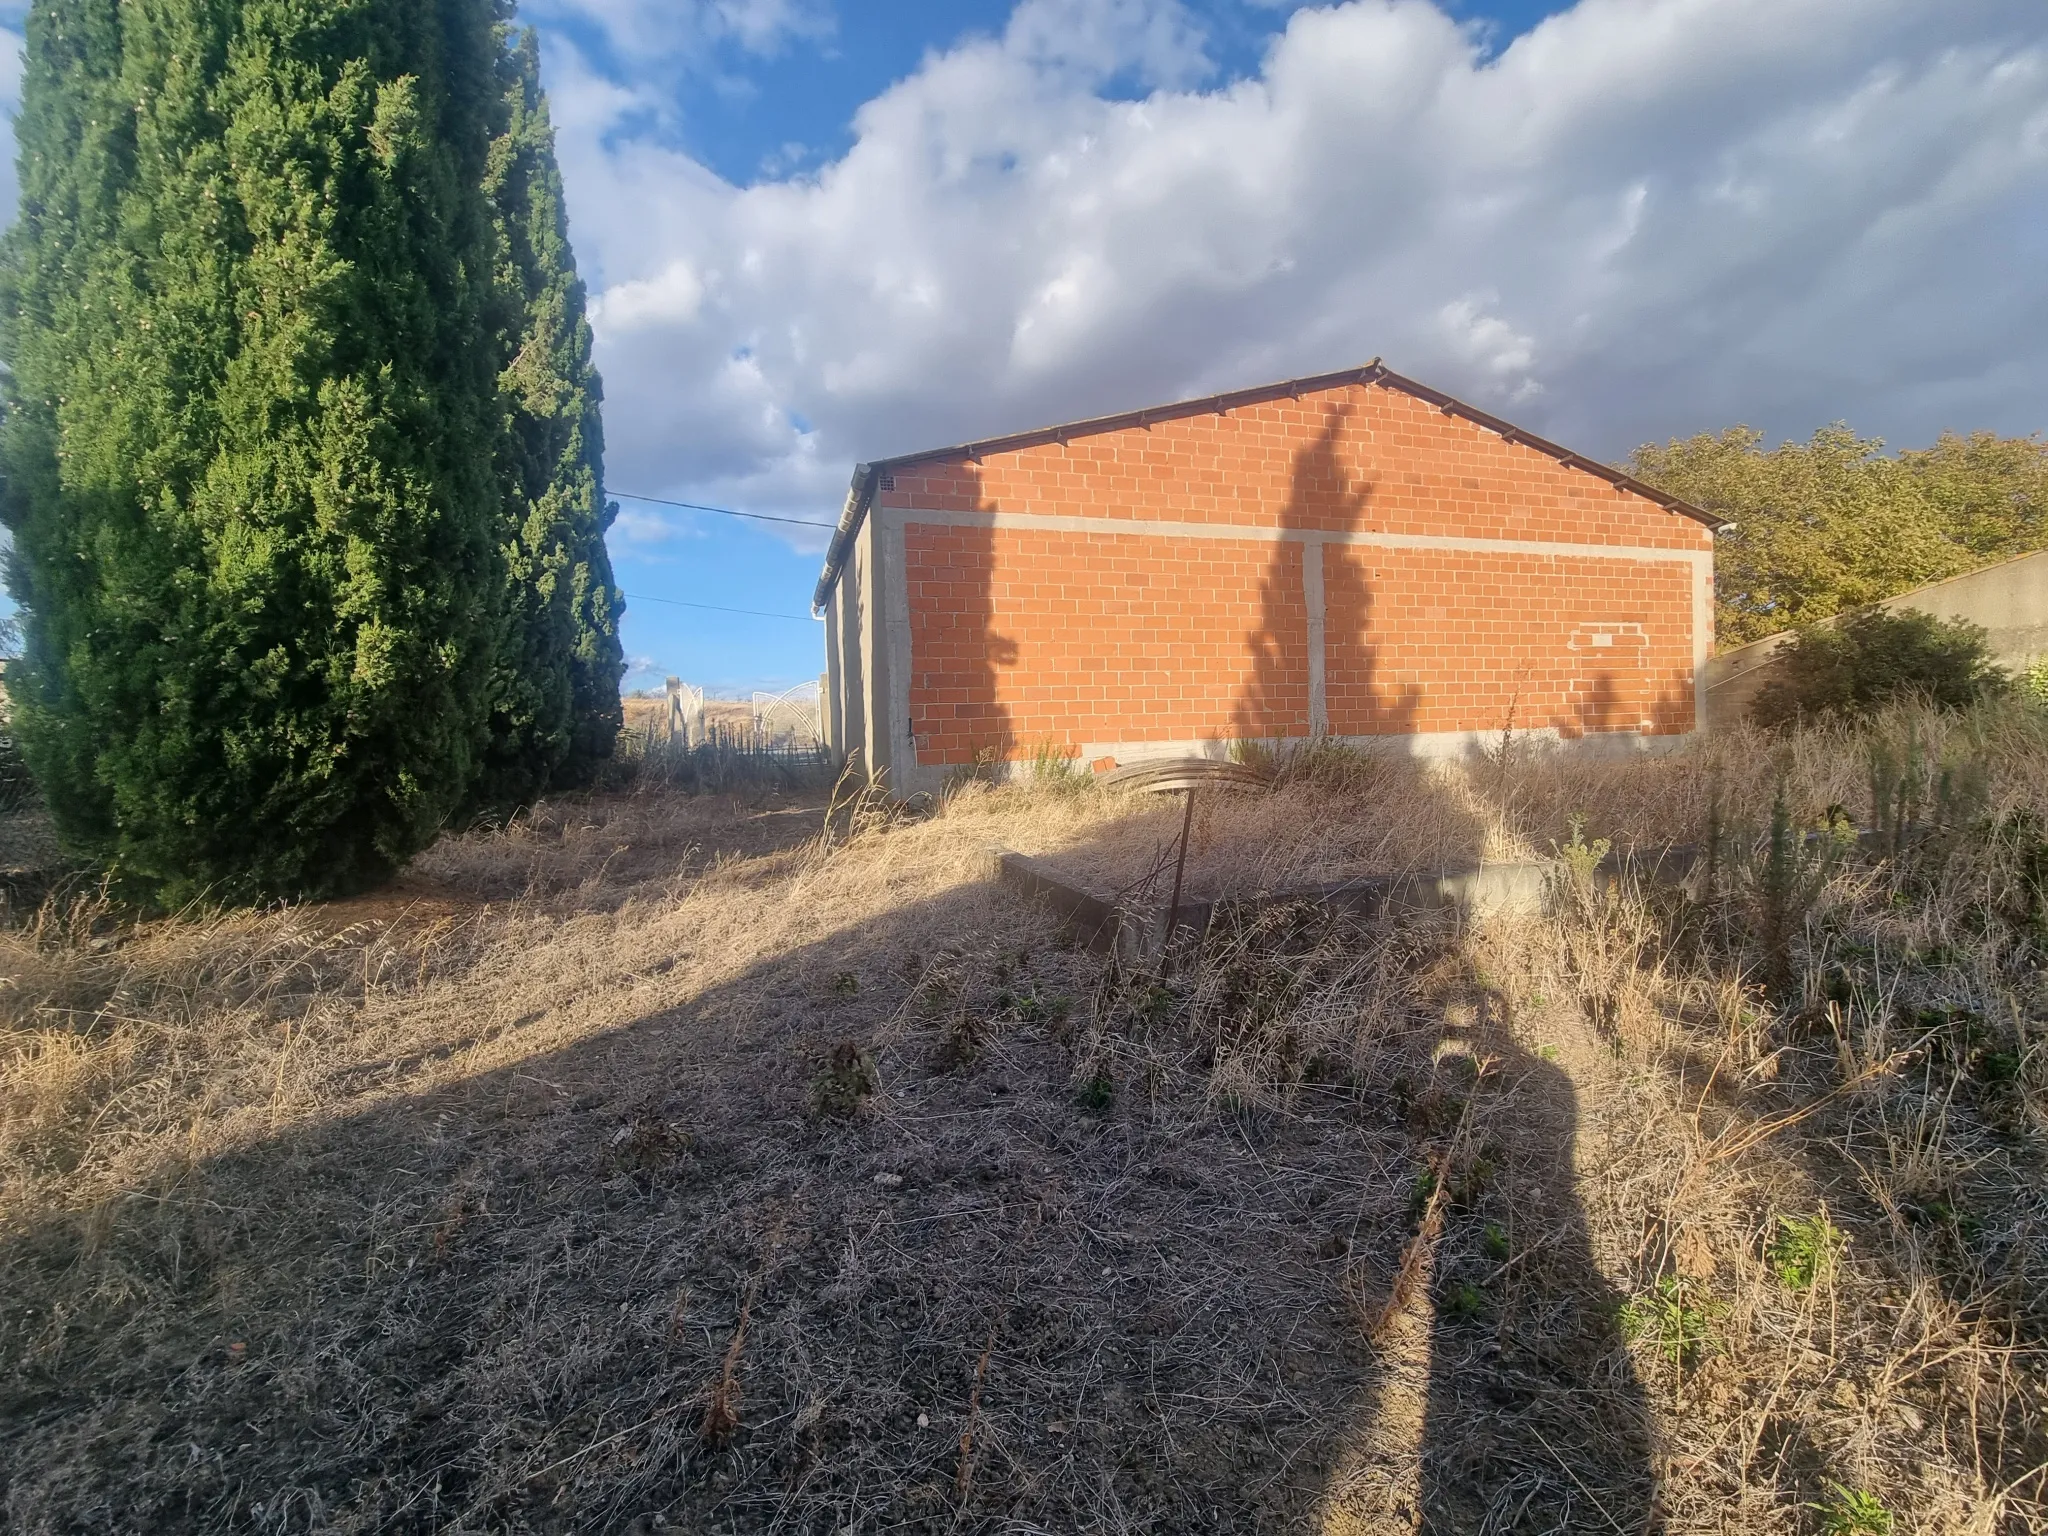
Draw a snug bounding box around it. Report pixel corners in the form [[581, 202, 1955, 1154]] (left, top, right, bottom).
[[3, 699, 2046, 1533]]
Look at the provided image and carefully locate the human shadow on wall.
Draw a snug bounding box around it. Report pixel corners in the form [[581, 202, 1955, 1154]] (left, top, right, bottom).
[[1567, 633, 1696, 743], [1570, 668, 1697, 744]]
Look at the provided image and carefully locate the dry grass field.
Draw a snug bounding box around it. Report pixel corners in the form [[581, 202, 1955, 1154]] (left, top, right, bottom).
[[4, 702, 2048, 1533]]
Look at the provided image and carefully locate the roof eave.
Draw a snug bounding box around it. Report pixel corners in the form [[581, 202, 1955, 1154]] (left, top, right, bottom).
[[811, 463, 876, 613], [810, 361, 1721, 604]]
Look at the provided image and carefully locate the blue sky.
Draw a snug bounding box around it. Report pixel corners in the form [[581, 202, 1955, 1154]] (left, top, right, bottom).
[[3, 0, 2046, 699], [538, 0, 1575, 696], [564, 1, 1568, 191]]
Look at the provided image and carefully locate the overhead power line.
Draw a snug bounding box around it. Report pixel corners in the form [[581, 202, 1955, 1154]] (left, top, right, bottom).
[[611, 489, 838, 530], [621, 591, 818, 623]]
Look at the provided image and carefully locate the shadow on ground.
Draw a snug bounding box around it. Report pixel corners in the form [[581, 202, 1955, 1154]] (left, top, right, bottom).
[[0, 773, 1657, 1535]]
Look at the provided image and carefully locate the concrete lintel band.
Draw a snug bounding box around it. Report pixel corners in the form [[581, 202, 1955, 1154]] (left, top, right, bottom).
[[1302, 539, 1328, 739], [872, 503, 1711, 572], [1692, 555, 1713, 735]]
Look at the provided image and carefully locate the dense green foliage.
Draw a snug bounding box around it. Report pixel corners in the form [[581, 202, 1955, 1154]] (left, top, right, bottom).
[[1750, 610, 2006, 728], [470, 28, 622, 811], [1629, 426, 2048, 646], [0, 0, 621, 902]]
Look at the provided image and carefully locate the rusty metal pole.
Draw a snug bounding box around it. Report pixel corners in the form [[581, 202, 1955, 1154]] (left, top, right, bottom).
[[1161, 786, 1196, 972]]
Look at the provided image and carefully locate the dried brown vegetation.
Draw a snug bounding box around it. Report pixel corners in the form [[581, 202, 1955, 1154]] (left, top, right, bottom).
[[2, 702, 2046, 1533]]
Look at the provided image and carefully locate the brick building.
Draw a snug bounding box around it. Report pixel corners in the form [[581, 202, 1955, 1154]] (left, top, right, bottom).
[[815, 361, 1721, 793]]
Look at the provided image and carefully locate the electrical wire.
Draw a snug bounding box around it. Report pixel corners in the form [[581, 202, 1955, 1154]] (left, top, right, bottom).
[[621, 591, 817, 622], [611, 489, 838, 530], [608, 490, 830, 621]]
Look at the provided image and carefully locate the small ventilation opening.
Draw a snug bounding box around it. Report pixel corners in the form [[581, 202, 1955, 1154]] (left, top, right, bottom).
[[878, 473, 895, 492]]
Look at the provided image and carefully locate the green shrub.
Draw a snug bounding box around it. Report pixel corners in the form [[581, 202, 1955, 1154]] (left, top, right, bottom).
[[467, 29, 624, 811], [1767, 1212, 1845, 1291], [0, 5, 621, 902], [1813, 1483, 1893, 1535], [1620, 1276, 1718, 1367], [808, 1041, 879, 1117], [1751, 609, 2004, 727], [1074, 1071, 1115, 1111]]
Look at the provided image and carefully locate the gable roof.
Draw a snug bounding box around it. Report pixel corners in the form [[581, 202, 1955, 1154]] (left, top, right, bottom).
[[813, 359, 1720, 610]]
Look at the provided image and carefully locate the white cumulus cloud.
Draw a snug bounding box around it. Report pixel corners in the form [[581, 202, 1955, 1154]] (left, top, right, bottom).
[[538, 0, 2048, 538]]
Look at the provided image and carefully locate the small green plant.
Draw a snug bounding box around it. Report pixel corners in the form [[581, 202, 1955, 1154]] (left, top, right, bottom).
[[1482, 1222, 1511, 1262], [1012, 988, 1068, 1029], [1448, 1151, 1496, 1208], [1812, 1482, 1893, 1535], [1904, 1193, 1981, 1240], [1554, 813, 1613, 906], [1028, 740, 1083, 787], [830, 970, 859, 998], [1620, 1276, 1717, 1368], [1767, 1212, 1845, 1291], [1074, 1071, 1114, 1110], [1406, 1167, 1438, 1220], [809, 1040, 880, 1117], [930, 1010, 983, 1073], [2018, 656, 2048, 706], [1440, 1280, 1487, 1322], [1138, 982, 1177, 1027], [1976, 1048, 2021, 1085], [1751, 776, 1843, 995], [1996, 809, 2048, 933], [1534, 1043, 1560, 1062]]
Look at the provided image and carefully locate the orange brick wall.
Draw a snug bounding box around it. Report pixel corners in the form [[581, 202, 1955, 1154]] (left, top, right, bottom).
[[906, 526, 1309, 762], [884, 382, 1707, 548], [1323, 547, 1698, 739], [871, 377, 1712, 767]]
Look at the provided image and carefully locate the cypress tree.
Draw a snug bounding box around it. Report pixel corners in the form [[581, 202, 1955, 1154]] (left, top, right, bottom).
[[0, 0, 512, 902], [470, 25, 623, 810]]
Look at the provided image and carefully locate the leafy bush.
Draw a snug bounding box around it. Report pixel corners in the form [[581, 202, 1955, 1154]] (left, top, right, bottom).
[[1750, 609, 2005, 727]]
